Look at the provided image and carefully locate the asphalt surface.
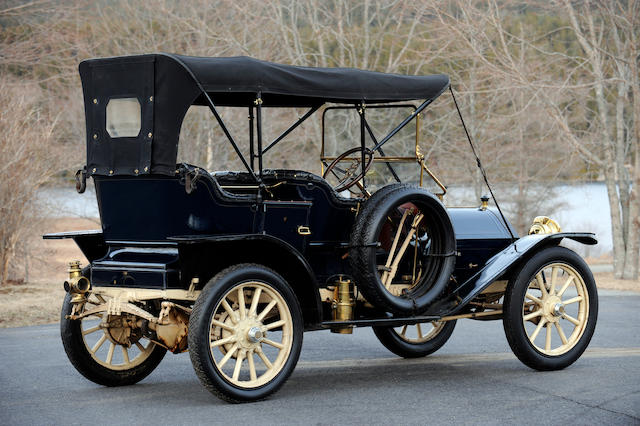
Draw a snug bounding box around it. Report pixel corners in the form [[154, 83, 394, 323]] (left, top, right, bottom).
[[1, 289, 638, 425]]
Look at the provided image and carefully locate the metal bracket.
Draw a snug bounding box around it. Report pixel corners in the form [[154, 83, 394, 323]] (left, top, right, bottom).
[[297, 226, 311, 235], [75, 168, 87, 194]]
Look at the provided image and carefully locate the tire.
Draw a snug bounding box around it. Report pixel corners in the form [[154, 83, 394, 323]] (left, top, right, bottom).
[[349, 185, 456, 314], [350, 183, 410, 250], [60, 293, 166, 387], [373, 320, 456, 358], [503, 246, 598, 371], [189, 264, 303, 403]]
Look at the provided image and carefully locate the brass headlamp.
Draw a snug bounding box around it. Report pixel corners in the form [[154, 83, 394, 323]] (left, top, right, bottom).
[[63, 260, 91, 303], [528, 216, 561, 235]]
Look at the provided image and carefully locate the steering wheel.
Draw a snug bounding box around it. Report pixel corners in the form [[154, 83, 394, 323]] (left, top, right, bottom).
[[323, 146, 374, 193]]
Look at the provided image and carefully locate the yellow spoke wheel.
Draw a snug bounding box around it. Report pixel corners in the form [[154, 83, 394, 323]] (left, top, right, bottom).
[[79, 293, 158, 371], [521, 263, 589, 356], [503, 246, 597, 371], [189, 264, 303, 403], [209, 281, 293, 387], [60, 293, 167, 386], [349, 185, 456, 315], [394, 321, 447, 343], [373, 320, 456, 358]]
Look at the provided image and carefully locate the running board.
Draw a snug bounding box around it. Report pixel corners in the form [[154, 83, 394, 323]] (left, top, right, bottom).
[[320, 315, 440, 329]]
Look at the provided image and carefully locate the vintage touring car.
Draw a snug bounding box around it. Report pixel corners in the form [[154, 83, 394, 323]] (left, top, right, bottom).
[[45, 54, 598, 403]]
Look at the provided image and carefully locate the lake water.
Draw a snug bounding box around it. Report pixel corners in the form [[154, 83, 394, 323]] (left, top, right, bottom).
[[38, 181, 613, 256]]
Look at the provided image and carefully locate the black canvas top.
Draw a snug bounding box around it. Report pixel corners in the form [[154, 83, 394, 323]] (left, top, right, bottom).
[[170, 54, 450, 105], [78, 54, 449, 176]]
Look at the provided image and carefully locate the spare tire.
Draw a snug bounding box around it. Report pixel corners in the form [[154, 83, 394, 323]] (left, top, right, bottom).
[[349, 185, 456, 315], [350, 183, 409, 251]]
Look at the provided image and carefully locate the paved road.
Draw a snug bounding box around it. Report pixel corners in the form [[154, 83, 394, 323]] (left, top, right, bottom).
[[1, 289, 638, 425]]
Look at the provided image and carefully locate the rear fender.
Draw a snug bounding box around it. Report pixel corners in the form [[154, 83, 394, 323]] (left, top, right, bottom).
[[43, 230, 107, 262], [171, 234, 322, 327], [430, 232, 597, 316]]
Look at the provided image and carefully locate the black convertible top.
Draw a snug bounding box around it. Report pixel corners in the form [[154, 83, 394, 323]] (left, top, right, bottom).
[[78, 54, 449, 176], [171, 54, 449, 105]]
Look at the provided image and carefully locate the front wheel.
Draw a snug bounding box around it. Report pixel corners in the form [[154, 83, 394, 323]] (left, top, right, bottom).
[[373, 320, 456, 358], [503, 246, 598, 371], [189, 264, 303, 403]]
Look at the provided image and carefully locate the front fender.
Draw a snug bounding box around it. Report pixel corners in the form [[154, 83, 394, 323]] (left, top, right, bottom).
[[430, 232, 596, 316]]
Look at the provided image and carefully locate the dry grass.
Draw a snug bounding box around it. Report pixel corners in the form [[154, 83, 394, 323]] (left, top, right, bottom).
[[591, 272, 640, 293], [0, 217, 98, 328], [0, 281, 66, 328], [0, 218, 638, 328]]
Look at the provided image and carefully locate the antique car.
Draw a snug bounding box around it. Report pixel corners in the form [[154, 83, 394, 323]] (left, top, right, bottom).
[[45, 54, 598, 403]]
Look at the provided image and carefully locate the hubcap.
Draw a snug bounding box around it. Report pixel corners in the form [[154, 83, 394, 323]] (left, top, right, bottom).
[[542, 295, 562, 322], [247, 326, 264, 343], [553, 303, 565, 317]]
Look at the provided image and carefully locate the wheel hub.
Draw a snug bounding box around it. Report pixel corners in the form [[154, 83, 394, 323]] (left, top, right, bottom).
[[105, 314, 142, 346], [553, 303, 565, 317], [234, 318, 267, 350], [247, 326, 264, 343], [542, 295, 562, 323]]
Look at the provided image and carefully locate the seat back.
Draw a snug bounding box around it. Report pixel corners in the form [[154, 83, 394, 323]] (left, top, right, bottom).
[[94, 173, 255, 242]]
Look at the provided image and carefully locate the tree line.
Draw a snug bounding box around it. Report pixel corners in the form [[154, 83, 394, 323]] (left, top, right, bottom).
[[0, 0, 637, 283]]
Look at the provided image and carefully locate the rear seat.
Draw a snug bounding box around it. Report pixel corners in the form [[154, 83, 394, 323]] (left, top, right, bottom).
[[213, 169, 359, 205]]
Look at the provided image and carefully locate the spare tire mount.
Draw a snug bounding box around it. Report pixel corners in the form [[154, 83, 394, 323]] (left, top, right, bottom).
[[349, 185, 456, 315]]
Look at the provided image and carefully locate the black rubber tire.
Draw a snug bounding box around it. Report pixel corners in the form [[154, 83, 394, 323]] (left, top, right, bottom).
[[349, 185, 456, 314], [60, 294, 167, 387], [503, 246, 598, 371], [373, 320, 456, 358], [188, 264, 303, 403], [350, 183, 411, 251]]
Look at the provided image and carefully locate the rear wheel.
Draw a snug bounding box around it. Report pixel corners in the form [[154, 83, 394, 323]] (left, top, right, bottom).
[[189, 264, 303, 403], [503, 246, 598, 370], [60, 293, 166, 386], [373, 320, 456, 358]]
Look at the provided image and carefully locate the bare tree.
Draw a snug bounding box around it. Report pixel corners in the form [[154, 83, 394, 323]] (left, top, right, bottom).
[[432, 0, 639, 278], [0, 77, 61, 284], [2, 0, 637, 284], [554, 0, 639, 278]]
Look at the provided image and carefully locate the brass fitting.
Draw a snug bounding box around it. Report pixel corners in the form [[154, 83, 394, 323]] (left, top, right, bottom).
[[331, 276, 354, 334], [480, 195, 490, 211], [529, 216, 561, 235], [63, 260, 91, 303]]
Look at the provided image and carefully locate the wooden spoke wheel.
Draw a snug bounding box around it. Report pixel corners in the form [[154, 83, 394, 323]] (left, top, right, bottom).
[[377, 203, 430, 292], [189, 264, 303, 403], [349, 185, 456, 314], [503, 246, 598, 371], [373, 320, 456, 358], [521, 263, 589, 355], [394, 321, 447, 343], [209, 282, 293, 387], [60, 293, 166, 386]]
